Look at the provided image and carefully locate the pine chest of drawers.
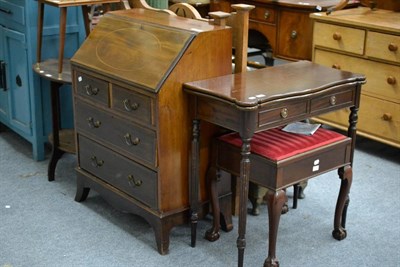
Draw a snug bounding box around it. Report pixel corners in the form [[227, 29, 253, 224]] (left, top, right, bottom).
[[311, 7, 400, 148], [70, 8, 233, 254]]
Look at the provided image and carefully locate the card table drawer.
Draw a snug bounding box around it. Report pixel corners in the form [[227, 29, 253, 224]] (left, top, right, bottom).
[[75, 71, 109, 106], [75, 100, 157, 166], [111, 84, 154, 126], [310, 86, 355, 114], [78, 135, 158, 210], [258, 101, 308, 127]]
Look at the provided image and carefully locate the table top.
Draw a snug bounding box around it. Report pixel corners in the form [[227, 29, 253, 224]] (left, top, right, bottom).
[[183, 61, 365, 108], [39, 0, 121, 8]]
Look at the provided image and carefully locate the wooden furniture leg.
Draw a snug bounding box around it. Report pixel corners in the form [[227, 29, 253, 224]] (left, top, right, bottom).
[[81, 5, 91, 36], [264, 189, 287, 267], [36, 1, 45, 66], [190, 119, 200, 247], [58, 7, 67, 78], [333, 165, 352, 240], [48, 81, 65, 181]]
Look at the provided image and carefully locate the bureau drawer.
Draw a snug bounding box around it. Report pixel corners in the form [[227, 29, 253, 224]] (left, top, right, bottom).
[[75, 71, 109, 106], [316, 95, 400, 146], [0, 1, 25, 26], [111, 84, 154, 126], [314, 49, 400, 102], [258, 101, 307, 127], [366, 31, 400, 64], [78, 135, 158, 210], [75, 100, 157, 166], [250, 6, 276, 24], [313, 22, 365, 55]]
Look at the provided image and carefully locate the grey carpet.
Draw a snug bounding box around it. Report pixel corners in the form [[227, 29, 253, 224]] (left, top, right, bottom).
[[1, 126, 399, 267]]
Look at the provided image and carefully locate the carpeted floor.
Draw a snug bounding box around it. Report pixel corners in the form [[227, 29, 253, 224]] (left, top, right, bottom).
[[0, 125, 399, 267]]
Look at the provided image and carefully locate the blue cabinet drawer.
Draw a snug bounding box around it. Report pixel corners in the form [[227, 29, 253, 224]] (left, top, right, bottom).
[[0, 0, 25, 26]]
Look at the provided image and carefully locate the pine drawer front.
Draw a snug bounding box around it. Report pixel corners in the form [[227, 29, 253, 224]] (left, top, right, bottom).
[[75, 71, 109, 106], [111, 84, 154, 127], [314, 49, 400, 102], [366, 31, 400, 64], [0, 0, 25, 26], [78, 135, 158, 210], [313, 22, 365, 55], [75, 100, 157, 167], [317, 95, 400, 145]]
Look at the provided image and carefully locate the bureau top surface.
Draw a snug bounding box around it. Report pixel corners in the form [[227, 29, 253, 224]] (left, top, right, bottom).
[[183, 61, 365, 108], [310, 7, 400, 33], [72, 9, 224, 92]]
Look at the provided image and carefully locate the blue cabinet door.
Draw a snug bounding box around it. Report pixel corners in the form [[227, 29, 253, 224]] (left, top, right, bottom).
[[0, 26, 9, 120], [3, 27, 32, 135]]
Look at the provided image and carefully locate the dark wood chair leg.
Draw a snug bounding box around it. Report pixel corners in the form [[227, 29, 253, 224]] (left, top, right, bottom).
[[332, 165, 352, 241], [205, 167, 221, 241], [293, 184, 299, 209], [264, 189, 287, 267]]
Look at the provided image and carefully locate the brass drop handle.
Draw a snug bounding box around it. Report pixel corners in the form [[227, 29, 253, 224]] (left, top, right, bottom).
[[84, 84, 99, 96], [87, 117, 101, 128], [280, 108, 288, 119], [330, 96, 337, 106], [90, 156, 104, 167], [290, 30, 298, 39], [124, 133, 140, 146], [333, 32, 341, 41], [332, 64, 341, 70], [264, 11, 270, 20], [388, 43, 398, 52], [123, 99, 139, 111], [127, 174, 143, 187], [382, 113, 392, 121], [387, 76, 397, 85]]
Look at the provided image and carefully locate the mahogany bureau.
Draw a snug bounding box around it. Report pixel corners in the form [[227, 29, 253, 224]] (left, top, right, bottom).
[[70, 8, 233, 254]]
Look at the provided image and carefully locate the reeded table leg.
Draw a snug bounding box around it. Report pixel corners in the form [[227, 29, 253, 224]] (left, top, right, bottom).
[[190, 119, 200, 247]]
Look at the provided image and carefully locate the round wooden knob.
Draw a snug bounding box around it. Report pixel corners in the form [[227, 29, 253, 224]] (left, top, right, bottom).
[[382, 113, 392, 121], [332, 64, 341, 70], [333, 32, 341, 41], [387, 76, 397, 85], [388, 43, 398, 52]]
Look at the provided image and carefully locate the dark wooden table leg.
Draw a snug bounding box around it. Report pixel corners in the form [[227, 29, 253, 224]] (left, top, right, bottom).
[[332, 165, 352, 240], [58, 7, 67, 78], [48, 81, 65, 181], [36, 1, 44, 66], [81, 5, 91, 37], [264, 189, 287, 267], [190, 119, 200, 247], [237, 137, 251, 267]]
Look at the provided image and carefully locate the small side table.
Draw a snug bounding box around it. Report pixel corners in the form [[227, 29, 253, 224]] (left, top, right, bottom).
[[35, 0, 122, 80], [33, 59, 75, 181]]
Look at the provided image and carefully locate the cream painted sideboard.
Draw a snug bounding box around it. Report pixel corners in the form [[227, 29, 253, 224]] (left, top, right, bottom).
[[310, 7, 400, 148]]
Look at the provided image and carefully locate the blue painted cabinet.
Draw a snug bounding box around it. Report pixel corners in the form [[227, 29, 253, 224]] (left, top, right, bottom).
[[0, 0, 85, 160]]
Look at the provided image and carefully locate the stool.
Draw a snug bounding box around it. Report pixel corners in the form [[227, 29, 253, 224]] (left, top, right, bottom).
[[206, 125, 353, 266]]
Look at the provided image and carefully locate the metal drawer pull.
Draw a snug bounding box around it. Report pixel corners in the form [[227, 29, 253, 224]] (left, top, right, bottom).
[[0, 7, 12, 14], [330, 96, 337, 106], [264, 11, 270, 19], [382, 113, 392, 121], [387, 76, 396, 85], [333, 32, 341, 41], [84, 84, 99, 96], [123, 99, 139, 111], [388, 43, 398, 52], [280, 108, 288, 118], [0, 60, 7, 91], [87, 117, 101, 128], [127, 174, 143, 187], [90, 156, 104, 167], [290, 30, 297, 39], [124, 133, 140, 146]]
